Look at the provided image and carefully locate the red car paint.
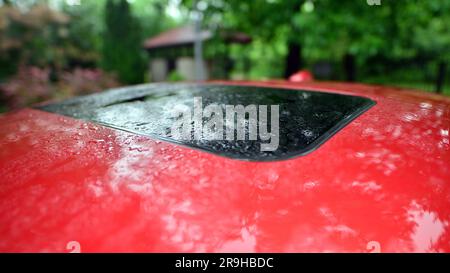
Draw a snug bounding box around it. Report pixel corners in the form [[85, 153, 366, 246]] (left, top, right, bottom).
[[0, 81, 449, 253], [289, 70, 314, 82]]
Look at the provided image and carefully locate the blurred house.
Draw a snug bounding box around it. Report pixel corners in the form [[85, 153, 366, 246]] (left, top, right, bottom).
[[144, 25, 251, 81]]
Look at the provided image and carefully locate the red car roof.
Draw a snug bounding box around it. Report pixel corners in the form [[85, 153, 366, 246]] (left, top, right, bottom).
[[0, 81, 449, 252]]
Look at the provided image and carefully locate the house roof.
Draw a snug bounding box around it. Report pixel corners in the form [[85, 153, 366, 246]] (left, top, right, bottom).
[[143, 25, 212, 50]]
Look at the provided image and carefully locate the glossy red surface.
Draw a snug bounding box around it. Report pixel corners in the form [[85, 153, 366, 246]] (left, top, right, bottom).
[[289, 70, 314, 82], [0, 81, 449, 253]]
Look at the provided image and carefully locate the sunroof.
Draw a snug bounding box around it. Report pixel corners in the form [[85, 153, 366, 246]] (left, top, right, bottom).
[[37, 83, 375, 161]]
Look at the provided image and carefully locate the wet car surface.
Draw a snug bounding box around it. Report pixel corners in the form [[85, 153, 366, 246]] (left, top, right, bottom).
[[0, 81, 449, 252], [37, 83, 375, 161]]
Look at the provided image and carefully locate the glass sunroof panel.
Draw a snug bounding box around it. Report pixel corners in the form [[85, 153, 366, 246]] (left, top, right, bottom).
[[37, 83, 375, 161]]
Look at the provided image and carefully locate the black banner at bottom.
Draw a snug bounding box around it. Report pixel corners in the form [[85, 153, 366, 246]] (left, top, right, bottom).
[[0, 253, 446, 272]]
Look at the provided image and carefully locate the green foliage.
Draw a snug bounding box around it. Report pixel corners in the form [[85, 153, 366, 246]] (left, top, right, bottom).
[[0, 0, 183, 111], [182, 0, 449, 92], [167, 71, 185, 82], [132, 0, 179, 39], [1, 0, 449, 98], [61, 0, 106, 67], [102, 0, 146, 84], [0, 4, 70, 78], [0, 1, 108, 77]]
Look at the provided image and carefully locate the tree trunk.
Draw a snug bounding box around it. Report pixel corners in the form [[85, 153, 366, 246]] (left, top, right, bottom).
[[343, 53, 356, 82], [223, 46, 234, 79], [284, 0, 303, 79], [284, 42, 302, 79], [435, 61, 447, 94]]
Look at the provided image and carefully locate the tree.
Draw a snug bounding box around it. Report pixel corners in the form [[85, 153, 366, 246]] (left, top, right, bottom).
[[182, 0, 308, 79], [102, 0, 146, 84], [132, 0, 177, 39], [0, 3, 70, 79], [62, 0, 106, 68]]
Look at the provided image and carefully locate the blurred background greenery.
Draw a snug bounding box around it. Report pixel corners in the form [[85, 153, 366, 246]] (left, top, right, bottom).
[[0, 0, 449, 113]]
